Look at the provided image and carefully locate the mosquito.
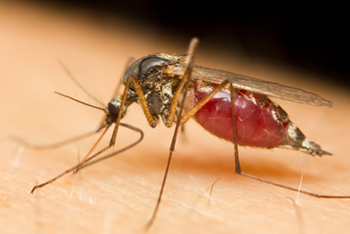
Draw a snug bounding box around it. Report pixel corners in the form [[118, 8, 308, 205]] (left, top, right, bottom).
[[30, 38, 350, 227]]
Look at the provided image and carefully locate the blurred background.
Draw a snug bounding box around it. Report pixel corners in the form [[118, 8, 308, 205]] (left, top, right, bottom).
[[25, 0, 349, 87], [1, 1, 349, 234]]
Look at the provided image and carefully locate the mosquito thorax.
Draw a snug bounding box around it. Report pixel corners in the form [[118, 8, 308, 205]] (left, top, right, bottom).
[[119, 53, 184, 126], [122, 54, 180, 83]]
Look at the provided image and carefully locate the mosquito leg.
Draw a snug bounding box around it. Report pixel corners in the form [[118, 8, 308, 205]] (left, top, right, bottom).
[[180, 80, 230, 125], [239, 172, 350, 198], [82, 75, 155, 163], [32, 73, 138, 193], [31, 125, 111, 194], [6, 130, 98, 150], [113, 57, 135, 98], [227, 86, 350, 199], [146, 65, 195, 229], [56, 74, 150, 172], [128, 77, 157, 128], [229, 85, 241, 174], [52, 93, 108, 173], [98, 57, 135, 128], [75, 76, 155, 174], [77, 127, 107, 165], [179, 79, 350, 199], [165, 38, 199, 127], [180, 82, 240, 171], [76, 123, 143, 171], [6, 92, 107, 150], [146, 38, 198, 228]]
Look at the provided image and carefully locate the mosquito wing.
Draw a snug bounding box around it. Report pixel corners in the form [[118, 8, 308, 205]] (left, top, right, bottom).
[[190, 65, 332, 108]]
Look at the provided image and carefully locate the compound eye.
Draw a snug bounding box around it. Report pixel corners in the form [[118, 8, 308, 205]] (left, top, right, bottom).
[[108, 101, 120, 117], [139, 57, 167, 79]]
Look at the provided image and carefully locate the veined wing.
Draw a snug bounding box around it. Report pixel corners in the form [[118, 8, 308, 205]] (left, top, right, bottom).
[[190, 65, 332, 107]]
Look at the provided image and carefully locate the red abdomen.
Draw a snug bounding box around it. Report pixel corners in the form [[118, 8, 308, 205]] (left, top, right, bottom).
[[190, 82, 291, 148]]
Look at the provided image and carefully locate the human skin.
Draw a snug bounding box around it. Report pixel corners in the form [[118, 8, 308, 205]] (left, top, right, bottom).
[[1, 2, 350, 234]]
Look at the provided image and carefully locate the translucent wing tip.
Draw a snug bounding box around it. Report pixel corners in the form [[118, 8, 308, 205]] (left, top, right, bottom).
[[313, 98, 333, 108]]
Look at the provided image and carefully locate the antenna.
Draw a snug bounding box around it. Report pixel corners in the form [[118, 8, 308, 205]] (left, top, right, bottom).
[[58, 59, 106, 108], [54, 92, 107, 113]]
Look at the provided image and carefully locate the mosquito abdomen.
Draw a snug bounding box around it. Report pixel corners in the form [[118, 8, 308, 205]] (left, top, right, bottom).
[[188, 81, 331, 156]]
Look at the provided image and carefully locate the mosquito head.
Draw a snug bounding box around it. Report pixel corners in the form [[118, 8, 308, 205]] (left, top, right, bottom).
[[106, 95, 127, 125], [122, 54, 180, 83]]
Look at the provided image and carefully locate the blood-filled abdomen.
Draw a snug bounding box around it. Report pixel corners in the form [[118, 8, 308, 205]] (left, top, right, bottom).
[[185, 81, 330, 156]]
